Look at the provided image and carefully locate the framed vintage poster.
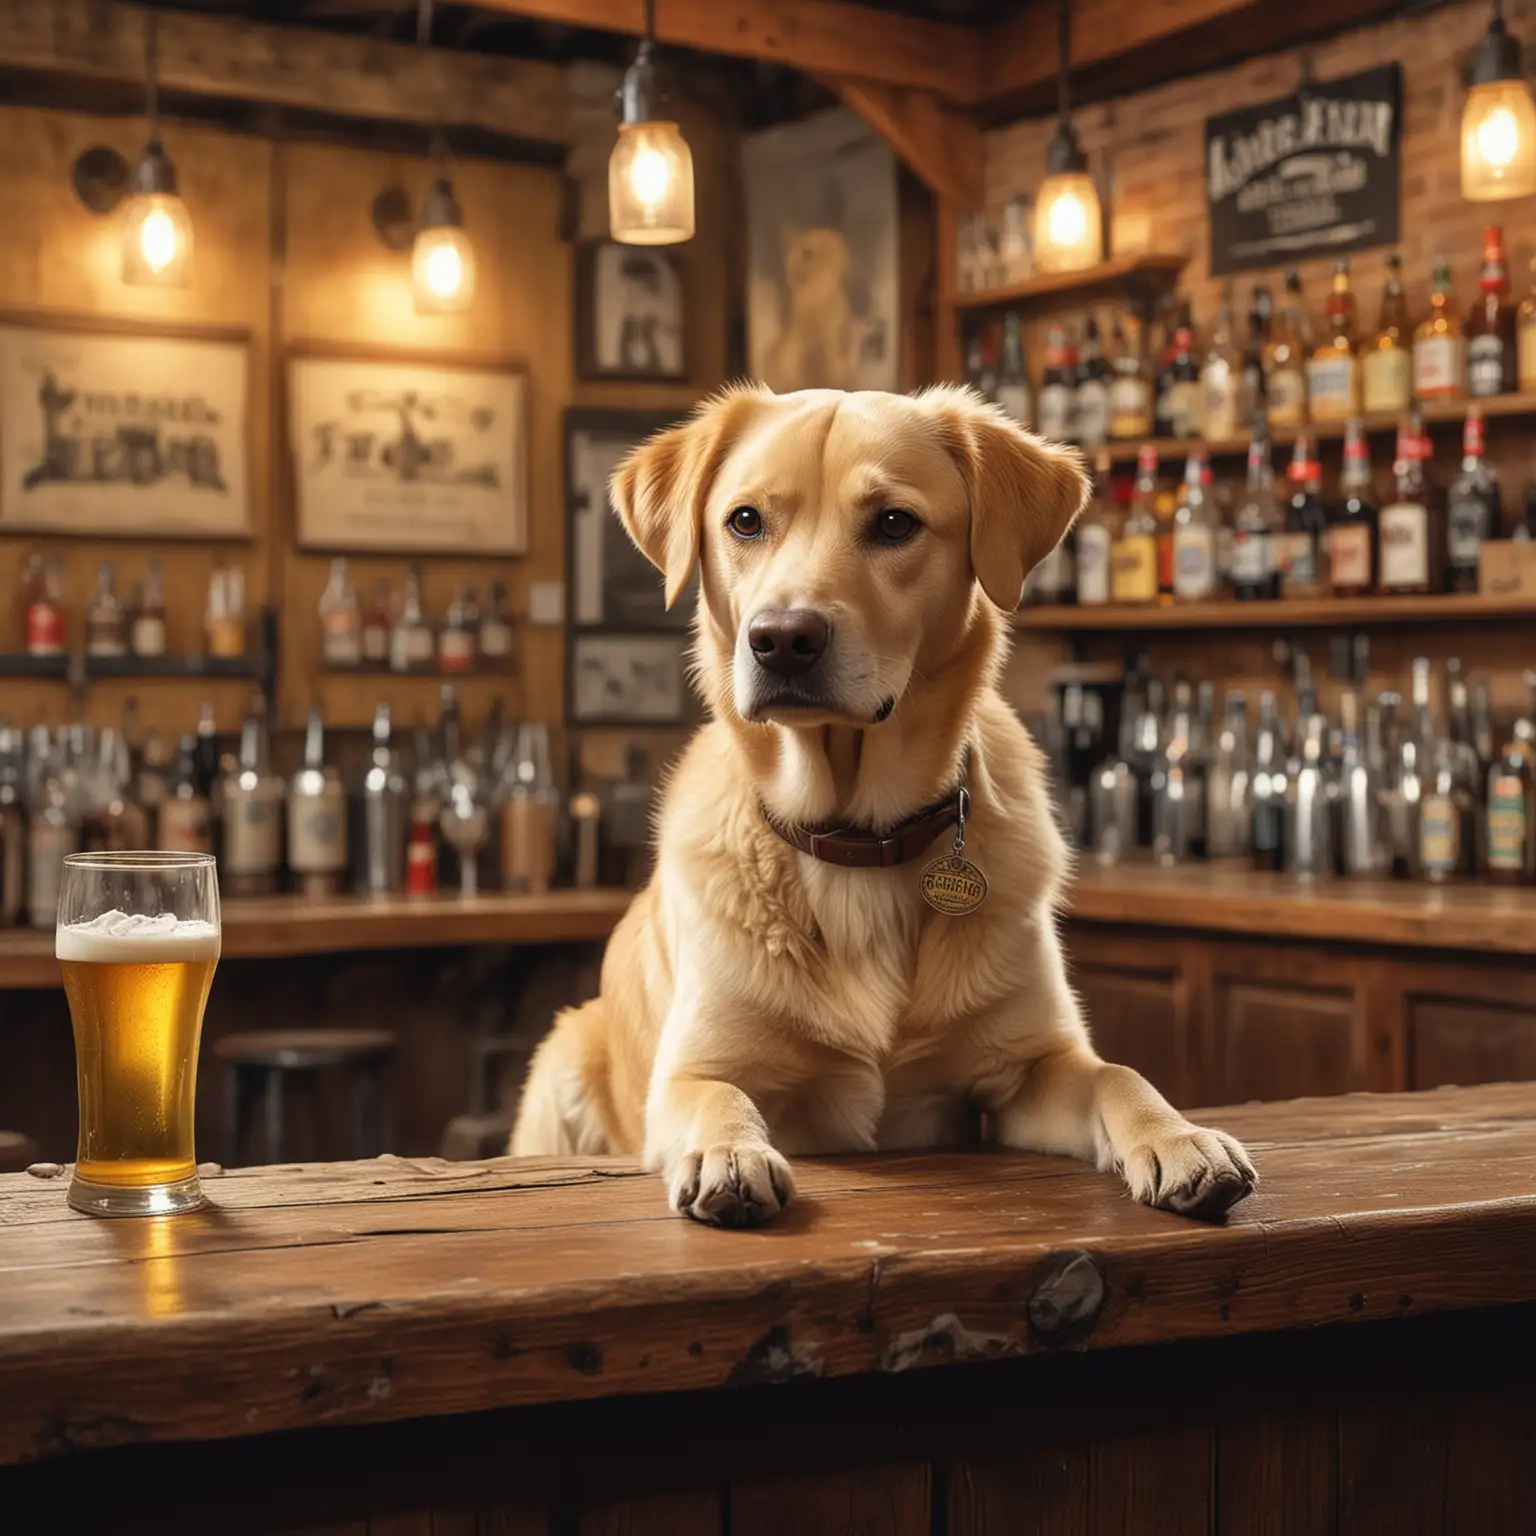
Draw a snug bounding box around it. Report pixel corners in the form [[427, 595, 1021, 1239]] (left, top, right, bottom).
[[288, 347, 528, 555], [575, 241, 687, 383], [569, 632, 691, 726], [565, 408, 691, 632], [743, 107, 900, 393], [0, 316, 251, 539]]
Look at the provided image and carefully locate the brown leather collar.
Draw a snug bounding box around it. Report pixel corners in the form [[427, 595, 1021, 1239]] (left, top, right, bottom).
[[762, 759, 970, 870]]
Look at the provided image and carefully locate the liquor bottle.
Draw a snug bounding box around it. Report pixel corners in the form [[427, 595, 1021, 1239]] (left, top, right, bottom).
[[357, 702, 409, 895], [1031, 529, 1074, 608], [288, 705, 348, 897], [1231, 412, 1281, 601], [1037, 324, 1077, 441], [1306, 259, 1361, 423], [390, 565, 434, 673], [26, 742, 79, 927], [1487, 680, 1535, 884], [193, 700, 220, 801], [158, 733, 213, 855], [1152, 295, 1177, 438], [1206, 692, 1251, 860], [319, 557, 362, 668], [976, 323, 1000, 404], [1111, 446, 1159, 605], [1241, 284, 1271, 422], [1108, 315, 1152, 440], [84, 562, 127, 659], [1250, 691, 1287, 871], [1519, 256, 1536, 392], [1466, 225, 1518, 398], [221, 693, 283, 897], [1338, 688, 1390, 877], [1168, 300, 1201, 438], [479, 580, 515, 664], [996, 312, 1032, 428], [1279, 434, 1327, 600], [1379, 414, 1442, 595], [1361, 253, 1413, 416], [24, 554, 66, 658], [500, 722, 560, 894], [1328, 420, 1378, 598], [1172, 448, 1218, 602], [1517, 483, 1536, 541], [1200, 286, 1244, 442], [1419, 736, 1474, 884], [204, 564, 247, 659], [439, 584, 478, 673], [1285, 712, 1336, 880], [1413, 256, 1465, 402], [0, 724, 23, 928], [963, 329, 985, 392], [130, 557, 167, 658], [1074, 317, 1111, 448], [1263, 269, 1310, 428], [1446, 408, 1502, 593], [361, 579, 391, 666], [1075, 447, 1119, 607]]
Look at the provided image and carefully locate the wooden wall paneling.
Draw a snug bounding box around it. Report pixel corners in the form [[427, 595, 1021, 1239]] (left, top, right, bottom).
[[577, 1489, 721, 1535], [1216, 1403, 1338, 1536], [729, 1465, 930, 1536], [1337, 1390, 1452, 1536], [1443, 1385, 1536, 1536], [949, 1444, 1090, 1534], [1395, 955, 1536, 1090]]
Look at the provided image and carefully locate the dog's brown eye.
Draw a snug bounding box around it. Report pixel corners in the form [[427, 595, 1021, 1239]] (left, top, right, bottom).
[[727, 506, 763, 540], [872, 508, 920, 544]]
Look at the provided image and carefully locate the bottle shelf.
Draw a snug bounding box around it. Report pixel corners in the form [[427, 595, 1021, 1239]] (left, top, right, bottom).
[[1092, 391, 1536, 465], [321, 663, 516, 680], [0, 653, 260, 680], [948, 253, 1187, 316], [0, 653, 68, 678], [1014, 592, 1536, 633]]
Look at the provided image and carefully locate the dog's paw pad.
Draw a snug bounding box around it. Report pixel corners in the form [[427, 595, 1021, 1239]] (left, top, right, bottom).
[[671, 1142, 795, 1228], [1125, 1125, 1256, 1222]]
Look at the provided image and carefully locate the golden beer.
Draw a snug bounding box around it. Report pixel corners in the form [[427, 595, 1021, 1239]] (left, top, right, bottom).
[[57, 858, 221, 1217]]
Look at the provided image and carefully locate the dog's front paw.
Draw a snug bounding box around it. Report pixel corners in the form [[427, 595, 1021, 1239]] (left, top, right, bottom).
[[1121, 1122, 1256, 1221], [668, 1141, 795, 1228]]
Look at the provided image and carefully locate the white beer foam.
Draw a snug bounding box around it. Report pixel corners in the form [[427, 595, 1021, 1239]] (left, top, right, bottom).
[[56, 910, 221, 963]]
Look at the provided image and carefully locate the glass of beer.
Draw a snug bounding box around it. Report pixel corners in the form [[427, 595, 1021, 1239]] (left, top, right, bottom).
[[56, 851, 221, 1217]]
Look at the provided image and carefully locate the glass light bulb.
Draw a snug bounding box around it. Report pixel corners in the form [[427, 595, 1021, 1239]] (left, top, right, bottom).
[[424, 240, 463, 299], [1046, 190, 1088, 248], [139, 208, 179, 273], [411, 224, 476, 314], [1032, 170, 1103, 274], [628, 146, 672, 211], [1476, 104, 1521, 168], [1461, 79, 1536, 200], [609, 121, 695, 245], [121, 191, 193, 287]]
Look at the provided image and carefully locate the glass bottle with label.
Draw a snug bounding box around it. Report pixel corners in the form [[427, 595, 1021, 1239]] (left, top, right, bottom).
[[24, 554, 66, 658], [1250, 691, 1287, 872], [1231, 411, 1281, 601], [158, 733, 213, 855], [26, 744, 79, 928], [84, 562, 127, 659], [319, 557, 362, 668], [1151, 296, 1177, 438], [1172, 448, 1219, 602], [1361, 253, 1413, 416], [1306, 259, 1361, 423], [361, 579, 391, 666], [1168, 300, 1201, 438], [1154, 470, 1179, 603], [1328, 419, 1378, 598], [1519, 256, 1536, 392], [1446, 408, 1501, 593], [500, 722, 561, 894], [1240, 284, 1271, 424], [221, 693, 283, 897], [1076, 448, 1119, 608], [1486, 681, 1535, 885], [1074, 317, 1111, 448], [1413, 256, 1465, 402], [389, 565, 435, 673], [439, 583, 478, 672], [1466, 225, 1517, 399], [1280, 434, 1327, 600], [1200, 286, 1244, 442], [479, 580, 515, 663], [0, 725, 24, 928], [288, 705, 348, 896], [995, 312, 1032, 428], [131, 557, 167, 658], [1111, 445, 1160, 605], [1036, 325, 1077, 441], [1108, 315, 1151, 440], [1378, 413, 1443, 595], [1263, 270, 1310, 428], [205, 564, 247, 659], [1418, 736, 1475, 884]]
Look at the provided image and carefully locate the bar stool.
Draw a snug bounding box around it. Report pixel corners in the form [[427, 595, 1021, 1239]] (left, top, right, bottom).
[[215, 1029, 396, 1166]]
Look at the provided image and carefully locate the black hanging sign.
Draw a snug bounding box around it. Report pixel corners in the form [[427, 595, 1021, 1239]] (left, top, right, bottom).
[[1206, 63, 1401, 276]]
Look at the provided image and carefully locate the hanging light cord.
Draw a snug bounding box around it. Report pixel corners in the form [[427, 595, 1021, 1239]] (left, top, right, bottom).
[[1057, 0, 1071, 128], [417, 0, 433, 48], [644, 0, 656, 43], [416, 0, 449, 169], [144, 5, 160, 138]]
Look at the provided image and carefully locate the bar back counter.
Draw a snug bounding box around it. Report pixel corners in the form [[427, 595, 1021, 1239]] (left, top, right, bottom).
[[3, 1083, 1534, 1534]]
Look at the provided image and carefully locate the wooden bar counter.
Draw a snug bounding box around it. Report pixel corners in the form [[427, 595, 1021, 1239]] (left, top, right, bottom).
[[2, 1084, 1534, 1533]]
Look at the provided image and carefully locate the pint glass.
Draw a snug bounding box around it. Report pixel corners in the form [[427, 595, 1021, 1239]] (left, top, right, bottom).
[[56, 851, 221, 1216]]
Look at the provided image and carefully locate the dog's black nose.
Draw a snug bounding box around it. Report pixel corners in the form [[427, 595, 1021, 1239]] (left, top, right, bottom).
[[748, 609, 830, 677]]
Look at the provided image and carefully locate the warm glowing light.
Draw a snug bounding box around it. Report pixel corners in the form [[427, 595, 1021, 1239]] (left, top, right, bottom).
[[1462, 80, 1536, 200], [1033, 171, 1103, 274], [139, 208, 178, 272], [411, 223, 475, 315], [424, 240, 463, 298], [121, 191, 193, 287], [609, 121, 694, 245]]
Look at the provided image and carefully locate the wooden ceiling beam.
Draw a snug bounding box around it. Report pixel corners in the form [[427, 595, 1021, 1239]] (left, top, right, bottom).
[[0, 0, 569, 146], [829, 78, 983, 207], [472, 0, 982, 103]]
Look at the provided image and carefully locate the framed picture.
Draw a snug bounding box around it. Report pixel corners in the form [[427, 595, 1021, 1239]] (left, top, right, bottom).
[[287, 345, 528, 555], [575, 241, 687, 382], [565, 408, 692, 631], [743, 107, 900, 393], [569, 632, 691, 726], [0, 314, 251, 539]]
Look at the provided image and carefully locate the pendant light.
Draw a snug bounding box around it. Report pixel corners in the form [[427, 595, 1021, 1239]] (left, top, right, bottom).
[[121, 8, 193, 287], [1033, 0, 1103, 275], [1460, 1, 1536, 202], [609, 0, 695, 245], [411, 0, 475, 313]]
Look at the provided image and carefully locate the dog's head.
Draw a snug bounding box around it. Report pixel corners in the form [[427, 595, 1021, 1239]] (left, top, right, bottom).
[[782, 228, 850, 297], [609, 384, 1087, 729]]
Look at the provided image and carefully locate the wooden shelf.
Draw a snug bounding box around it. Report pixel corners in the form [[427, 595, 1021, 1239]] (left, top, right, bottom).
[[0, 653, 67, 678], [948, 253, 1186, 315], [85, 655, 259, 679], [1015, 592, 1536, 632], [1096, 391, 1536, 465]]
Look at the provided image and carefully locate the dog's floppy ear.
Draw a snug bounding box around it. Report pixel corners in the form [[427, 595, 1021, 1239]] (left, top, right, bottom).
[[609, 386, 768, 609], [924, 385, 1090, 611]]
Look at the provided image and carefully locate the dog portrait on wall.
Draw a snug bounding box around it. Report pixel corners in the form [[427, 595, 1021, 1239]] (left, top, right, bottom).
[[743, 109, 899, 393]]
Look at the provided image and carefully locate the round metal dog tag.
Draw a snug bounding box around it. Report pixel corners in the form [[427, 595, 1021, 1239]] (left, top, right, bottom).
[[919, 853, 988, 915]]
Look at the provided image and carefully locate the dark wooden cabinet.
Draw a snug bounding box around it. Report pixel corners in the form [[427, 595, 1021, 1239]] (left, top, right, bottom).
[[1407, 989, 1536, 1091], [1069, 932, 1192, 1106]]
